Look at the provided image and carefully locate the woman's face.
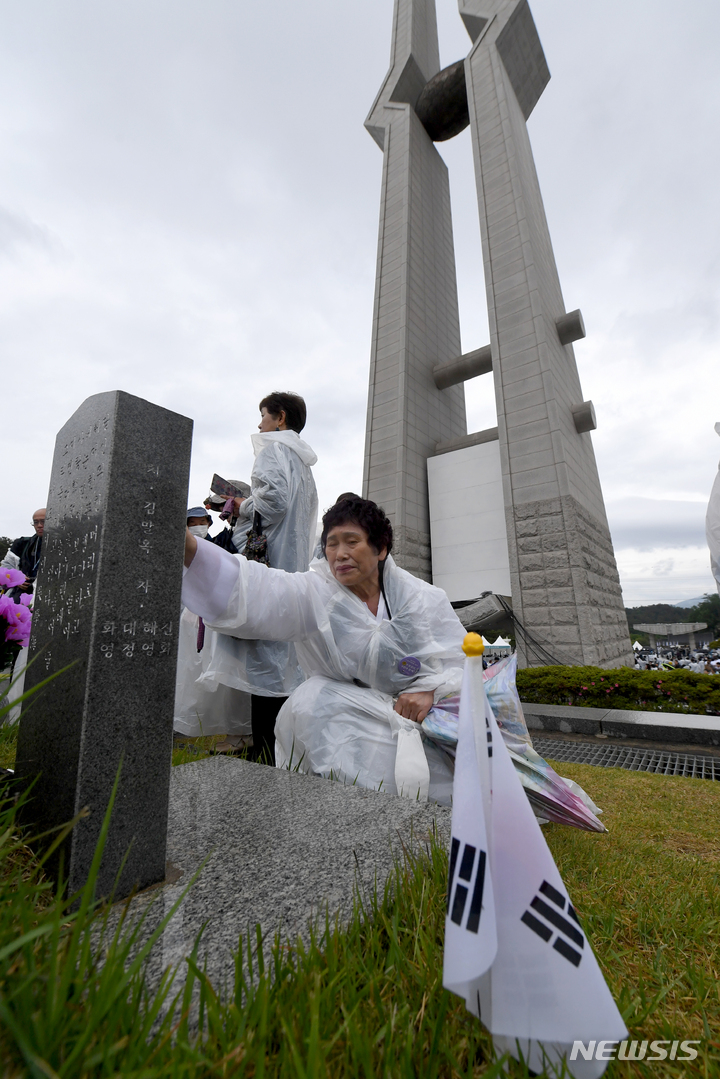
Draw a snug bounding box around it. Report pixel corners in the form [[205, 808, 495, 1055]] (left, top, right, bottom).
[[325, 522, 386, 593], [258, 407, 286, 432]]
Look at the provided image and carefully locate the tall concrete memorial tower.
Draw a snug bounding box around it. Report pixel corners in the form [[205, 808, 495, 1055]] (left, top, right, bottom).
[[362, 0, 633, 668]]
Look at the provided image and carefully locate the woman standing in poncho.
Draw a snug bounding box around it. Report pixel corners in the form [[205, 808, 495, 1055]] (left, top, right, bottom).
[[198, 392, 318, 763]]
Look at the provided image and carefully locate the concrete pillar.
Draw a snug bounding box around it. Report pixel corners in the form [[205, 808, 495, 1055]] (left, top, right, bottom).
[[461, 0, 633, 667], [362, 0, 467, 580]]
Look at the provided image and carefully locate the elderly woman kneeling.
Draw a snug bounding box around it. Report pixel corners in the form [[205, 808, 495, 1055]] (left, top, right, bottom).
[[182, 494, 464, 803]]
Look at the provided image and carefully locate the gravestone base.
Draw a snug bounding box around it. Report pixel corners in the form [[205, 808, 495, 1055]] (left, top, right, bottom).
[[120, 756, 451, 998]]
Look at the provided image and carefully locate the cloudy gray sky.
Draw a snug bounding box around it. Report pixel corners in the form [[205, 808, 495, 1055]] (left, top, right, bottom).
[[1, 0, 718, 607]]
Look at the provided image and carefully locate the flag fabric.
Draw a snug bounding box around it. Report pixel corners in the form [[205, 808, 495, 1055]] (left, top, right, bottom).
[[442, 642, 497, 1001], [443, 636, 628, 1078]]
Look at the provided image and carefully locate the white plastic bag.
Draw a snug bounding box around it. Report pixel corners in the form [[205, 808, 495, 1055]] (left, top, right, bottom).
[[390, 712, 430, 801]]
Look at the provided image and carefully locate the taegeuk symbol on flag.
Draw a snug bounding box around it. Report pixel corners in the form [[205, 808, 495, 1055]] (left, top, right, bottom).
[[442, 633, 628, 1079]]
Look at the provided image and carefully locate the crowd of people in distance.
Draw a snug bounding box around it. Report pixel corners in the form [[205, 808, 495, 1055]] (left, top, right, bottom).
[[634, 648, 720, 674]]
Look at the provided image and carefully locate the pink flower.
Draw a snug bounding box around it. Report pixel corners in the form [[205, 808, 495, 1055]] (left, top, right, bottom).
[[0, 567, 25, 589], [19, 594, 33, 608]]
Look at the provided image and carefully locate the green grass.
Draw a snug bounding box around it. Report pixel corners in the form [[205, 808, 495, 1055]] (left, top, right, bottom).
[[540, 761, 720, 1076], [0, 718, 17, 770], [171, 734, 228, 767], [0, 717, 718, 1077]]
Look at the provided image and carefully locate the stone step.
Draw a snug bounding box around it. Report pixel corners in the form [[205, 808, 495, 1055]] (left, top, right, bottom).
[[522, 702, 720, 747], [117, 755, 450, 999]]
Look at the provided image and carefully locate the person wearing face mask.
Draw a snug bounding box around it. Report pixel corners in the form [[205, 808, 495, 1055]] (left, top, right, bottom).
[[186, 509, 213, 541], [173, 507, 253, 748], [196, 391, 318, 765]]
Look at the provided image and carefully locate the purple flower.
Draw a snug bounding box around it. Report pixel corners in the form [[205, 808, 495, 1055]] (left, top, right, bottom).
[[0, 567, 25, 590], [5, 623, 30, 645], [19, 594, 32, 608], [1, 591, 33, 647]]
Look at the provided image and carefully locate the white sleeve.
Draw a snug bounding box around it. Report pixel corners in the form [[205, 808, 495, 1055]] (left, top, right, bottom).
[[181, 538, 240, 623], [0, 549, 19, 570], [181, 535, 322, 642]]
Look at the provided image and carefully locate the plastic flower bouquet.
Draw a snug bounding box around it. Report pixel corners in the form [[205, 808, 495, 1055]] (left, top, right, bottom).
[[0, 567, 33, 671]]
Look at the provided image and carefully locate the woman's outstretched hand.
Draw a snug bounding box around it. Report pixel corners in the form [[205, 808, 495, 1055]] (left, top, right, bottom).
[[184, 527, 198, 567], [394, 690, 434, 725]]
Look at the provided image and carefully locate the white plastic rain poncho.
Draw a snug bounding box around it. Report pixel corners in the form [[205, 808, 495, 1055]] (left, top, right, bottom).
[[173, 605, 252, 737], [198, 430, 318, 698], [182, 539, 465, 802], [233, 431, 318, 573], [706, 422, 720, 594]]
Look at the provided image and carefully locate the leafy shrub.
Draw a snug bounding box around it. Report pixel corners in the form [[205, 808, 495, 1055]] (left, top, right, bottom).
[[517, 665, 720, 715]]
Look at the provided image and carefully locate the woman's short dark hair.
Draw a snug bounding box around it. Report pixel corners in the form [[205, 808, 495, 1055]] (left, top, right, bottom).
[[259, 392, 307, 433], [321, 494, 393, 558]]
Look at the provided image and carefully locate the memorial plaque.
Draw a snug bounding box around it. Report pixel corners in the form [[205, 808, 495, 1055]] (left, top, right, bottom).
[[15, 390, 193, 899]]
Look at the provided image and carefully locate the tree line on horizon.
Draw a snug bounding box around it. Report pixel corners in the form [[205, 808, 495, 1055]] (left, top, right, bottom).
[[625, 594, 720, 642]]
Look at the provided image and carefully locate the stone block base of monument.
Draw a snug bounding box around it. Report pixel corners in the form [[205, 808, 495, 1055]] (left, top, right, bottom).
[[523, 703, 720, 747], [115, 756, 450, 998]]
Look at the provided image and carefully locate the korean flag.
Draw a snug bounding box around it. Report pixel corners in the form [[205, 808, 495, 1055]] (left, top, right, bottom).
[[443, 635, 628, 1078]]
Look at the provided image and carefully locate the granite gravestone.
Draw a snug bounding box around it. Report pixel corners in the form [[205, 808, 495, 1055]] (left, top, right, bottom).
[[15, 390, 192, 899]]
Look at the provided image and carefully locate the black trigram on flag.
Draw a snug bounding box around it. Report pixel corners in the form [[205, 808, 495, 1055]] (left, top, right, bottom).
[[447, 837, 487, 933], [486, 713, 493, 757], [521, 880, 585, 967]]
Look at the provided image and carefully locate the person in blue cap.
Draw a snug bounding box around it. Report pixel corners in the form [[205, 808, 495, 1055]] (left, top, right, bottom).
[[186, 507, 213, 541], [187, 506, 240, 553]]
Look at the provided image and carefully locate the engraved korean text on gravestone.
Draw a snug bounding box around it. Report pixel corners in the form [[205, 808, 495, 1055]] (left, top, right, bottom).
[[16, 390, 192, 899]]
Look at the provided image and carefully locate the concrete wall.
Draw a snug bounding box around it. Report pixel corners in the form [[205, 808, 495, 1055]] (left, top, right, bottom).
[[427, 439, 511, 601]]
